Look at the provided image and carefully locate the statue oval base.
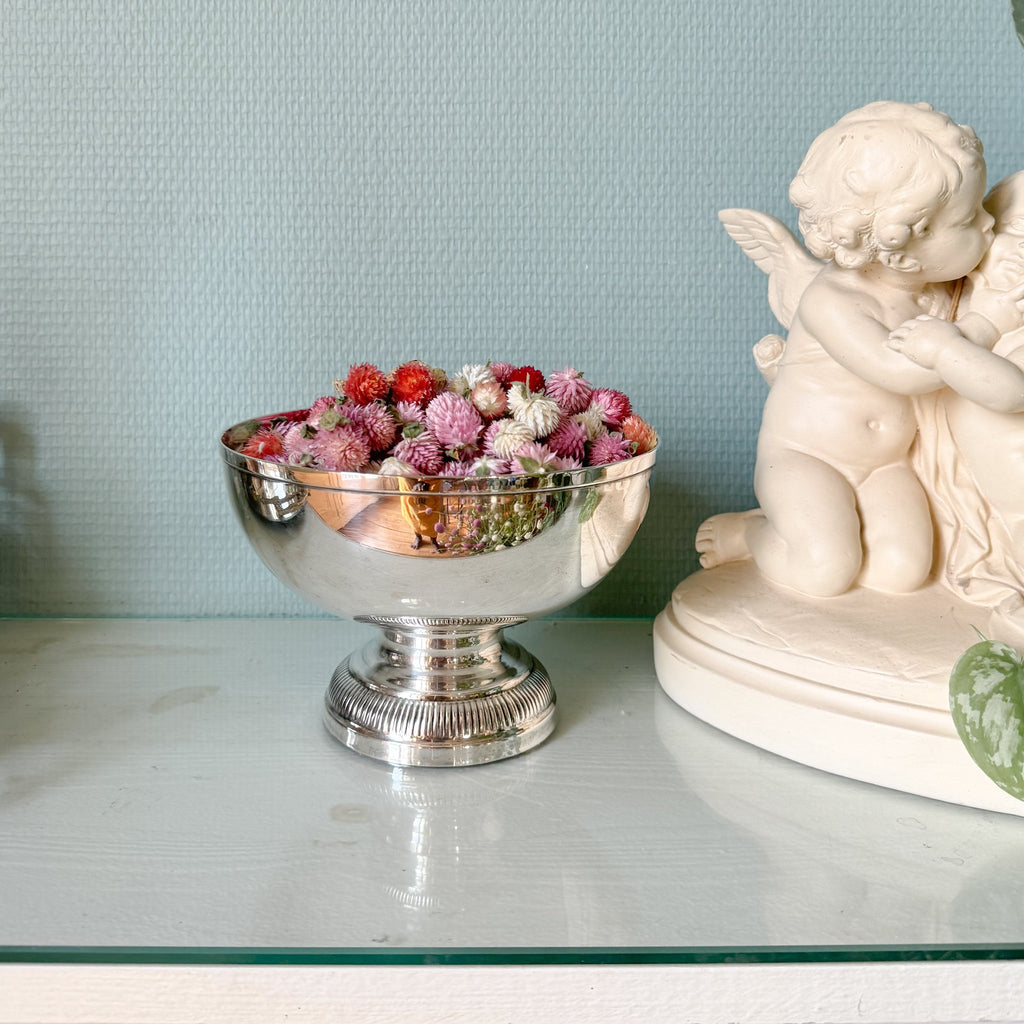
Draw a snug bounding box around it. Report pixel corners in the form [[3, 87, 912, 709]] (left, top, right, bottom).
[[653, 562, 1024, 818]]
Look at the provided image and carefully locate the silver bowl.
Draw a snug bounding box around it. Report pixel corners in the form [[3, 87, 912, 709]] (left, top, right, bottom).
[[221, 416, 656, 766]]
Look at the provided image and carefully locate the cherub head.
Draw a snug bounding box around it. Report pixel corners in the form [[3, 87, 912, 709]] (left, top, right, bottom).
[[971, 169, 1024, 291], [789, 101, 986, 274]]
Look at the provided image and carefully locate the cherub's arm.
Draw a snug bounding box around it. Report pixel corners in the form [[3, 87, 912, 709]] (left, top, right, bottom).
[[888, 316, 1024, 413], [799, 280, 944, 394]]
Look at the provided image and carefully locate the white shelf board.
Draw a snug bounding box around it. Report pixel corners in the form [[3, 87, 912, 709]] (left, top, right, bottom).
[[1, 616, 1023, 953]]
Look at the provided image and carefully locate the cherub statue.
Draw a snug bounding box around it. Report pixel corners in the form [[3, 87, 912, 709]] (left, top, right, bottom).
[[655, 101, 1024, 817], [696, 101, 1001, 598]]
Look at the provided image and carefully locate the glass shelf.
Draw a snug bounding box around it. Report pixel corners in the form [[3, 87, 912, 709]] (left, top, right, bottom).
[[2, 617, 1023, 965]]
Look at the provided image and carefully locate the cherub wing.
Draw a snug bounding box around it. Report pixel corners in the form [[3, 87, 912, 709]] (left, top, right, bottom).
[[718, 208, 822, 329]]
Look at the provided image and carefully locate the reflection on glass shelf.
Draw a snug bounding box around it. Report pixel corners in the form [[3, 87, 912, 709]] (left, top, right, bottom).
[[0, 618, 1022, 963]]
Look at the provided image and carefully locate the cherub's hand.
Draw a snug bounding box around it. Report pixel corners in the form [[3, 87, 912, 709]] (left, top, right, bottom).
[[887, 315, 959, 369], [968, 278, 1024, 336]]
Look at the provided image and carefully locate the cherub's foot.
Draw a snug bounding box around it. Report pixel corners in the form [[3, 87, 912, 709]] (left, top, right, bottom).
[[411, 534, 423, 550], [694, 510, 760, 569]]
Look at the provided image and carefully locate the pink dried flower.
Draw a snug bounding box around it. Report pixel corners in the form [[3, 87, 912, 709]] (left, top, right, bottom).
[[488, 361, 516, 386], [471, 380, 507, 419], [425, 391, 483, 449], [282, 422, 316, 463], [510, 442, 562, 475], [588, 431, 633, 466], [547, 417, 588, 461], [392, 400, 425, 425], [307, 395, 340, 426], [545, 367, 593, 414], [392, 431, 445, 475], [341, 400, 397, 452], [309, 424, 372, 471], [589, 388, 632, 428]]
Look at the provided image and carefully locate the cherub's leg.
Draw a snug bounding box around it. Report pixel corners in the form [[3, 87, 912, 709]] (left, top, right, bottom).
[[856, 462, 933, 593], [697, 447, 862, 597]]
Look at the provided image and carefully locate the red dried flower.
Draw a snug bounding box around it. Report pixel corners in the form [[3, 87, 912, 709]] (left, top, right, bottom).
[[240, 425, 285, 459], [340, 363, 390, 405], [390, 360, 444, 404], [507, 365, 546, 393]]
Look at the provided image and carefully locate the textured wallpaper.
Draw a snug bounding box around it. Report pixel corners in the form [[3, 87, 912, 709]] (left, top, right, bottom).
[[2, 1, 1023, 617]]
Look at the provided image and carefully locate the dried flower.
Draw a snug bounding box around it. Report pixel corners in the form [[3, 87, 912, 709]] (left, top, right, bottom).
[[240, 425, 285, 459], [425, 391, 483, 450], [511, 441, 572, 475], [574, 406, 606, 441], [589, 388, 632, 428], [507, 382, 561, 437], [620, 414, 658, 454], [488, 361, 516, 386], [342, 400, 398, 452], [548, 417, 588, 462], [391, 360, 445, 405], [307, 395, 340, 427], [392, 431, 445, 474], [507, 365, 546, 392], [485, 418, 535, 459], [470, 380, 507, 419], [392, 400, 425, 425], [449, 363, 495, 397], [545, 367, 593, 414], [309, 424, 372, 471], [339, 363, 390, 405], [589, 431, 633, 466]]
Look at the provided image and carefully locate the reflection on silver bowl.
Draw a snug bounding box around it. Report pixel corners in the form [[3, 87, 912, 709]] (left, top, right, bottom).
[[222, 417, 656, 766]]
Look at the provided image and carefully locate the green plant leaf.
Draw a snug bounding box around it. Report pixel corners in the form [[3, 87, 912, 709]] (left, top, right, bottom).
[[1014, 0, 1024, 47], [949, 639, 1024, 800]]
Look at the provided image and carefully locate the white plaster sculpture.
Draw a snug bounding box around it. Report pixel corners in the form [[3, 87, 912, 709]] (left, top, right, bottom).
[[654, 101, 1024, 816]]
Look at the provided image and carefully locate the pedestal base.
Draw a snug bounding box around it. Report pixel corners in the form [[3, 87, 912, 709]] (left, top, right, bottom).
[[653, 562, 1024, 818], [323, 616, 556, 767]]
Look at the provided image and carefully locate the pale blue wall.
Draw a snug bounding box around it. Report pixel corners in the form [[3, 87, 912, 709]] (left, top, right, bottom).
[[2, 1, 1023, 617]]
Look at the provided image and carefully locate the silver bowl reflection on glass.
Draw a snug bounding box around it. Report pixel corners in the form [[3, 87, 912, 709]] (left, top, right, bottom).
[[221, 416, 656, 767]]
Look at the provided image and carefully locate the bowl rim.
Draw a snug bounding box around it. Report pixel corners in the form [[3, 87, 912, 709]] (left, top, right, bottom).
[[220, 413, 657, 495]]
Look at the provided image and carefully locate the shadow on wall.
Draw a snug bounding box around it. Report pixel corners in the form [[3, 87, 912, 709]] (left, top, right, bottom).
[[0, 408, 56, 615]]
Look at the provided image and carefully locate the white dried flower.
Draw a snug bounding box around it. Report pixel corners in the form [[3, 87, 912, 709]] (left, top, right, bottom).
[[507, 382, 560, 437], [488, 419, 535, 459], [450, 363, 495, 396], [574, 406, 606, 441]]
